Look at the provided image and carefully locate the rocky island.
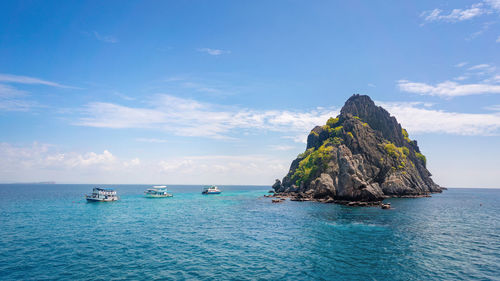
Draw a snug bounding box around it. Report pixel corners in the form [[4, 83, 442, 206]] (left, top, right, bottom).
[[272, 94, 444, 206]]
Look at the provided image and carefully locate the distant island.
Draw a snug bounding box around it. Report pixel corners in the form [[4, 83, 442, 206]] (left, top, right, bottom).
[[7, 181, 56, 185], [272, 94, 444, 205]]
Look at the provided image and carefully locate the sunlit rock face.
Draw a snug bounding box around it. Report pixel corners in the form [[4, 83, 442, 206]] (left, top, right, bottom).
[[273, 94, 442, 203]]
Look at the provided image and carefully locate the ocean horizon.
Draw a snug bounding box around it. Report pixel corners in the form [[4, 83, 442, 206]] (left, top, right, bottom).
[[1, 184, 498, 280]]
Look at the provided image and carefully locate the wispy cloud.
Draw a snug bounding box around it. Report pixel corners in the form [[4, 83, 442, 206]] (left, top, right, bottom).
[[380, 102, 500, 136], [157, 154, 288, 184], [466, 21, 495, 41], [0, 84, 35, 111], [268, 145, 296, 151], [484, 104, 500, 111], [455, 62, 468, 68], [0, 141, 289, 184], [398, 79, 500, 97], [76, 94, 338, 139], [420, 3, 486, 23], [420, 0, 500, 26], [0, 73, 73, 88], [468, 63, 495, 71], [93, 31, 118, 43], [136, 138, 168, 143], [197, 48, 230, 56], [162, 75, 241, 97], [0, 142, 135, 171], [486, 0, 500, 10], [0, 142, 144, 183], [399, 63, 500, 97]]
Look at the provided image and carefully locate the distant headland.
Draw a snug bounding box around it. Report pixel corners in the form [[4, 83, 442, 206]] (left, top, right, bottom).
[[272, 94, 444, 206]]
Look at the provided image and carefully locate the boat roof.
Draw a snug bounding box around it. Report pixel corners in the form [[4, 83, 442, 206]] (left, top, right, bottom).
[[153, 185, 167, 188], [95, 187, 115, 191]]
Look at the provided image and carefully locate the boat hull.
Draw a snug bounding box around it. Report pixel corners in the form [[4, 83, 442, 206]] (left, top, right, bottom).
[[144, 194, 173, 198], [202, 191, 221, 195], [86, 196, 118, 202]]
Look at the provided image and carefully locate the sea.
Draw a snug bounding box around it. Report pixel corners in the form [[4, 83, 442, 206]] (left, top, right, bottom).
[[0, 185, 498, 281]]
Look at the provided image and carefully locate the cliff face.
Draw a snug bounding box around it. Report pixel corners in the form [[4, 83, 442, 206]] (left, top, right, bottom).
[[273, 94, 442, 202]]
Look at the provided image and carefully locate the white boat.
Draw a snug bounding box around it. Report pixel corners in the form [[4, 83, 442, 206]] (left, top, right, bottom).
[[202, 185, 221, 195], [144, 186, 173, 198], [86, 187, 118, 202]]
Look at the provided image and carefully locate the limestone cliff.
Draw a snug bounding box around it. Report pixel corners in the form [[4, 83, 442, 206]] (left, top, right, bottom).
[[273, 94, 443, 203]]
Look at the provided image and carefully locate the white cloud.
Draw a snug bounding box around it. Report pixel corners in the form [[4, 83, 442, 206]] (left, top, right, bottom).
[[0, 73, 73, 88], [157, 155, 288, 184], [93, 31, 118, 43], [0, 84, 37, 111], [497, 35, 500, 42], [484, 104, 500, 111], [136, 138, 168, 143], [0, 141, 292, 184], [468, 64, 495, 71], [124, 158, 141, 167], [281, 135, 308, 144], [455, 62, 468, 68], [398, 79, 500, 97], [483, 74, 500, 83], [421, 1, 500, 24], [76, 94, 338, 139], [454, 76, 468, 81], [485, 0, 500, 10], [197, 48, 230, 56], [269, 145, 296, 151], [421, 3, 485, 23], [368, 83, 376, 88], [379, 102, 500, 136], [0, 142, 144, 183]]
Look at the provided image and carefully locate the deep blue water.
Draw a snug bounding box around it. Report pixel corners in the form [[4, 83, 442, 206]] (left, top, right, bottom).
[[0, 185, 499, 281]]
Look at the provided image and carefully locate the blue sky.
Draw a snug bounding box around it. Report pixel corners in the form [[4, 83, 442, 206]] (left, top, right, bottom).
[[1, 0, 499, 187]]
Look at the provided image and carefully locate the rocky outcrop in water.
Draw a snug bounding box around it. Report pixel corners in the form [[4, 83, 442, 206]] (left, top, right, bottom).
[[273, 94, 443, 204]]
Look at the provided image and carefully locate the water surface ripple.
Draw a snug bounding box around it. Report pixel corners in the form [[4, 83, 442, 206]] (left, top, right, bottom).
[[0, 185, 498, 280]]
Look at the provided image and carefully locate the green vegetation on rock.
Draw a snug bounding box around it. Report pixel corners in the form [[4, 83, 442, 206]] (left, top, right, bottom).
[[415, 152, 427, 166], [297, 148, 314, 159], [383, 142, 409, 159], [402, 128, 411, 143], [291, 141, 334, 186], [326, 117, 339, 127], [331, 136, 343, 145], [331, 125, 343, 135]]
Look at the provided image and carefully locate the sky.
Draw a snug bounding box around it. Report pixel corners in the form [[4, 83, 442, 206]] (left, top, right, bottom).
[[0, 0, 499, 187]]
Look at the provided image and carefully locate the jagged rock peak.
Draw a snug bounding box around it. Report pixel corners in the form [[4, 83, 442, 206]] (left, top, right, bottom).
[[340, 94, 405, 147], [273, 94, 443, 204]]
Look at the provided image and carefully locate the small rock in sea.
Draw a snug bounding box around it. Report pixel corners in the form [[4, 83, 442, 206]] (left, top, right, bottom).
[[272, 199, 282, 203], [381, 203, 391, 209]]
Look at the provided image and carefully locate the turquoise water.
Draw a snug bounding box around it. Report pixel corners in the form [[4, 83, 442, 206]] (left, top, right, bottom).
[[0, 185, 499, 280]]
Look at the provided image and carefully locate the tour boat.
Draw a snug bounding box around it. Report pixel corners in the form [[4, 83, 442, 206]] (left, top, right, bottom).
[[144, 186, 173, 198], [202, 185, 221, 195], [86, 187, 118, 202]]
